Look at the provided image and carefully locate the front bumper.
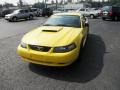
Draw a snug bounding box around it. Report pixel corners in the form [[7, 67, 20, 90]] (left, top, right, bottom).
[[17, 45, 79, 66], [5, 16, 11, 20], [102, 15, 112, 19]]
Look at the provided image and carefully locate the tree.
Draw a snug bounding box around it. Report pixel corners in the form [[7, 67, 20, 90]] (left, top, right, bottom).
[[19, 0, 23, 8], [56, 0, 58, 9], [32, 3, 45, 9], [51, 0, 54, 4], [0, 4, 3, 8], [3, 2, 14, 9], [108, 0, 120, 5]]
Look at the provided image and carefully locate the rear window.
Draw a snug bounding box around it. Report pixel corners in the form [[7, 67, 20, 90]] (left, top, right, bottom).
[[102, 6, 112, 11]]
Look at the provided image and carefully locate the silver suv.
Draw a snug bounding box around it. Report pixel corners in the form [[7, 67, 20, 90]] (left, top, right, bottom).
[[5, 9, 34, 22], [29, 8, 42, 17], [76, 8, 101, 19]]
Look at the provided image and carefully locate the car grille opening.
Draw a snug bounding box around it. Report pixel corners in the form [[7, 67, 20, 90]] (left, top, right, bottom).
[[29, 45, 51, 52]]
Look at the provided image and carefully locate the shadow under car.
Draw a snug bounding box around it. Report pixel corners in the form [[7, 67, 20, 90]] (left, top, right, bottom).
[[29, 34, 106, 83]]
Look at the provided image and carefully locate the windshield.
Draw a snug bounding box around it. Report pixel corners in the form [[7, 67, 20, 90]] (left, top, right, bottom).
[[102, 6, 112, 11], [13, 10, 20, 14], [44, 15, 81, 28]]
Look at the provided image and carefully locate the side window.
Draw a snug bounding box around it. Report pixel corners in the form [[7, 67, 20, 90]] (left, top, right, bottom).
[[80, 9, 85, 11], [24, 10, 28, 13], [119, 8, 120, 13], [113, 7, 120, 13], [20, 10, 24, 13]]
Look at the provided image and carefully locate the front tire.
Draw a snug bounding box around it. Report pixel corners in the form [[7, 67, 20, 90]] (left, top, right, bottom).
[[29, 15, 33, 20], [102, 17, 106, 20], [42, 14, 45, 17], [12, 17, 18, 22], [113, 16, 118, 21], [90, 14, 94, 19]]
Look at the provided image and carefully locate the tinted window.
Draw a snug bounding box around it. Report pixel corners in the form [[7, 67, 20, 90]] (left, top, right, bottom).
[[24, 10, 28, 13], [102, 6, 112, 11], [80, 9, 85, 11], [44, 15, 81, 28], [20, 10, 24, 13], [31, 9, 37, 12], [113, 7, 120, 12]]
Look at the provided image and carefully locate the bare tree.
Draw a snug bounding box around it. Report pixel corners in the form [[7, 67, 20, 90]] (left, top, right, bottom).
[[56, 0, 58, 9]]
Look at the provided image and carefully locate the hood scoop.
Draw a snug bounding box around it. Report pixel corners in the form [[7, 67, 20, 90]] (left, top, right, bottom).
[[42, 27, 63, 32], [42, 30, 58, 32]]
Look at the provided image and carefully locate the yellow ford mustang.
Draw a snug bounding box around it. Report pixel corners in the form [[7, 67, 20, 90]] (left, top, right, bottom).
[[17, 13, 89, 66]]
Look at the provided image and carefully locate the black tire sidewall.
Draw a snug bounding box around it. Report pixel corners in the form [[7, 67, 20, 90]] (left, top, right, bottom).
[[12, 17, 17, 22], [90, 14, 94, 19], [29, 15, 33, 20]]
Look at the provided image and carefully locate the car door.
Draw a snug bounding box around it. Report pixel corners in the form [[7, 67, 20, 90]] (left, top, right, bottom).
[[118, 7, 120, 18], [18, 10, 25, 19], [23, 10, 29, 18], [84, 8, 90, 16], [115, 7, 120, 18]]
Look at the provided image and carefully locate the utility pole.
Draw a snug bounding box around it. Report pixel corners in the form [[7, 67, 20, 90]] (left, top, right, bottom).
[[56, 0, 58, 10], [19, 0, 23, 9], [44, 0, 47, 8], [102, 0, 104, 3], [62, 0, 65, 11]]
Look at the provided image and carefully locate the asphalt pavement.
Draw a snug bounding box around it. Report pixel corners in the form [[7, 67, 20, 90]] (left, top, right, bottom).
[[0, 17, 120, 90]]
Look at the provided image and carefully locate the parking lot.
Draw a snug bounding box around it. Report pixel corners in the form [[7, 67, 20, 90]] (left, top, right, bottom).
[[0, 17, 120, 90]]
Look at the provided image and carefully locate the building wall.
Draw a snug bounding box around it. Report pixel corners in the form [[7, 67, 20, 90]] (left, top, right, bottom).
[[68, 0, 72, 3], [63, 3, 91, 10]]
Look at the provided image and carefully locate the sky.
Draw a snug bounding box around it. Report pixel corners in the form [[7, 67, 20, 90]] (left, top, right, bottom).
[[0, 0, 107, 5]]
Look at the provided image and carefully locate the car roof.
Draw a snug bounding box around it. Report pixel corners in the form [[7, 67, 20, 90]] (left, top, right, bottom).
[[54, 12, 82, 17]]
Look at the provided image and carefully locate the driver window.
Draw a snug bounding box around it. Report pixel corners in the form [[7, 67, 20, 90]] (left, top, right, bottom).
[[80, 9, 85, 11], [20, 10, 24, 13], [24, 10, 28, 13]]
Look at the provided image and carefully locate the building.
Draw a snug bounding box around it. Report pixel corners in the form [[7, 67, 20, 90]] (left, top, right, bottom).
[[63, 3, 91, 10], [68, 0, 72, 3]]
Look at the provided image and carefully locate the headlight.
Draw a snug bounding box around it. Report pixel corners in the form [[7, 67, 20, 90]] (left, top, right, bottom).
[[53, 43, 76, 53], [5, 16, 10, 18], [20, 42, 27, 48]]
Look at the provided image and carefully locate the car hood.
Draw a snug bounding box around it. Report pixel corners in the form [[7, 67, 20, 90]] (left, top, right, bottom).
[[22, 26, 82, 47]]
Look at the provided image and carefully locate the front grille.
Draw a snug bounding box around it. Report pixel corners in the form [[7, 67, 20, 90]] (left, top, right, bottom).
[[29, 45, 51, 52]]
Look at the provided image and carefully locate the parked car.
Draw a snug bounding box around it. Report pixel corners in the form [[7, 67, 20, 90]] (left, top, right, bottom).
[[76, 8, 101, 19], [29, 8, 42, 17], [101, 6, 120, 21], [5, 9, 34, 22], [42, 8, 53, 17], [17, 13, 89, 67], [53, 9, 69, 14], [1, 9, 14, 17], [0, 11, 2, 17], [53, 10, 63, 14]]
